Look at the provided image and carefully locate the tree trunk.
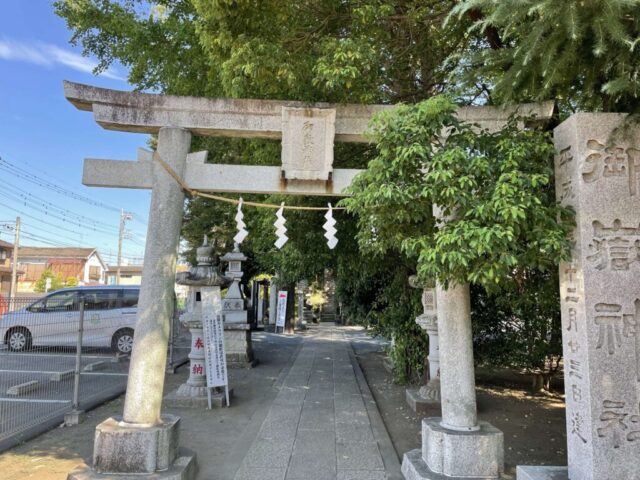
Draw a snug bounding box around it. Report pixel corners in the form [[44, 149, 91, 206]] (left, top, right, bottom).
[[531, 373, 545, 394], [531, 372, 553, 394], [284, 284, 295, 334]]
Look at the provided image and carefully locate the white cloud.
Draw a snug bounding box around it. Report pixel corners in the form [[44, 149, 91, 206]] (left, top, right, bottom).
[[0, 38, 125, 81]]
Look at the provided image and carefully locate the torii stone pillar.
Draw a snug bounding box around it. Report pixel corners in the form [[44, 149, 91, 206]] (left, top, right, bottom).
[[68, 127, 196, 479], [123, 128, 191, 424], [402, 208, 504, 480]]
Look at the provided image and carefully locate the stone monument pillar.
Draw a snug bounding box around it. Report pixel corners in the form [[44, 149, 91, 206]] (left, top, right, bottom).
[[296, 280, 308, 330], [402, 207, 504, 480], [68, 127, 196, 479], [268, 275, 278, 326], [221, 244, 256, 367], [406, 276, 441, 414], [519, 114, 640, 480], [164, 237, 231, 408]]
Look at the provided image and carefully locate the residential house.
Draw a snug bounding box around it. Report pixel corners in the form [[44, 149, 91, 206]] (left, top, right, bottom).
[[0, 240, 22, 296], [17, 247, 107, 292], [106, 264, 143, 285]]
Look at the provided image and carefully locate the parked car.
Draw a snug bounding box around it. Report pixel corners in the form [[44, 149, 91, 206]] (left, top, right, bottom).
[[0, 285, 139, 354]]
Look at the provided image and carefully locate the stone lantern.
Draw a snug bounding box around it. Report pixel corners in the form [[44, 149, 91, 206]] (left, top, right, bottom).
[[406, 275, 441, 414], [295, 279, 309, 330], [221, 244, 247, 323], [164, 236, 230, 407], [220, 243, 256, 367]]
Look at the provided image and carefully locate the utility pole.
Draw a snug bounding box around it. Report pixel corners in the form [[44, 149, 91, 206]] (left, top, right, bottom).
[[116, 210, 133, 285], [10, 216, 20, 299]]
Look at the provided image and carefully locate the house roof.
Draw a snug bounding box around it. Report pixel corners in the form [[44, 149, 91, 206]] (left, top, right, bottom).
[[48, 258, 85, 265], [19, 247, 96, 259], [106, 265, 143, 274], [0, 240, 14, 250]]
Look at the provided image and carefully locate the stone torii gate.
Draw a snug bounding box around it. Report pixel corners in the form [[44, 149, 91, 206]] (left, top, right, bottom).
[[63, 80, 553, 480]]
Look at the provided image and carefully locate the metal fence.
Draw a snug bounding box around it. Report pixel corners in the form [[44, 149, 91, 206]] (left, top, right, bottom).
[[0, 294, 189, 452]]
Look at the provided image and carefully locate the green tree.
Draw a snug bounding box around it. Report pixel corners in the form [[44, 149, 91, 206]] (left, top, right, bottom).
[[343, 96, 574, 290], [34, 269, 65, 293], [54, 1, 470, 103], [451, 0, 640, 113], [343, 97, 574, 383], [471, 270, 563, 392]]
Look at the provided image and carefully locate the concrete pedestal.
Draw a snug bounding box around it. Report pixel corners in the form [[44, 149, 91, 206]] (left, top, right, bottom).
[[64, 409, 86, 426], [224, 324, 256, 368], [402, 418, 503, 480], [516, 466, 568, 480], [164, 388, 233, 408], [67, 415, 196, 480]]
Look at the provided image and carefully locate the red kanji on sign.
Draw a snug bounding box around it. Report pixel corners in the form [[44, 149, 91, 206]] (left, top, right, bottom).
[[195, 338, 204, 349], [192, 364, 203, 375]]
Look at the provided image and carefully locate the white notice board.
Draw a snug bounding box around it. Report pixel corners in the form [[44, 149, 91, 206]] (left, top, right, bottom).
[[276, 290, 288, 329], [201, 288, 229, 406]]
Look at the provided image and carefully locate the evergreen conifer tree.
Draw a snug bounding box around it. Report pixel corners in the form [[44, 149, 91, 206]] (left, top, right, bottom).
[[452, 0, 640, 112]]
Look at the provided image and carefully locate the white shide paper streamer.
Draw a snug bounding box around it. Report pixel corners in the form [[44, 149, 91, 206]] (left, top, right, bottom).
[[274, 203, 288, 249], [233, 197, 249, 244]]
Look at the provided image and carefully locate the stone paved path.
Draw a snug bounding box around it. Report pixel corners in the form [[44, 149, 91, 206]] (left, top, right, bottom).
[[233, 324, 400, 480]]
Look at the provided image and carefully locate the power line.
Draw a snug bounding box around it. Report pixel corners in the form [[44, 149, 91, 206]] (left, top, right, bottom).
[[20, 229, 77, 247], [3, 221, 143, 261], [0, 191, 118, 235], [1, 182, 122, 233], [0, 200, 118, 242], [19, 232, 73, 248], [0, 157, 121, 212], [0, 155, 149, 223], [0, 155, 149, 255], [20, 222, 96, 246], [0, 197, 146, 255]]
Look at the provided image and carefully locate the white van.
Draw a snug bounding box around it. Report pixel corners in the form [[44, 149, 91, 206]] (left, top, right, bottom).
[[0, 285, 139, 354]]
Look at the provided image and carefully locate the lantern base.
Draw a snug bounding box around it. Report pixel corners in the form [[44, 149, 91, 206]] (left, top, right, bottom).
[[223, 325, 256, 368], [406, 387, 441, 415], [164, 387, 233, 408]]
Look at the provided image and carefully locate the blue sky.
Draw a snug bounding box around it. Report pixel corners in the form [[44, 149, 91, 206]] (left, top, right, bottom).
[[0, 1, 151, 265]]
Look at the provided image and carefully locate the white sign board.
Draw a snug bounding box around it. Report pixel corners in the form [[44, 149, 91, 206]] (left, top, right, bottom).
[[276, 290, 288, 329], [201, 287, 229, 406]]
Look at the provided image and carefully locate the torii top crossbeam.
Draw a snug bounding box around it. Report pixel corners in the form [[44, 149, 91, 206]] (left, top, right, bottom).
[[64, 81, 553, 141], [64, 81, 554, 196]]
